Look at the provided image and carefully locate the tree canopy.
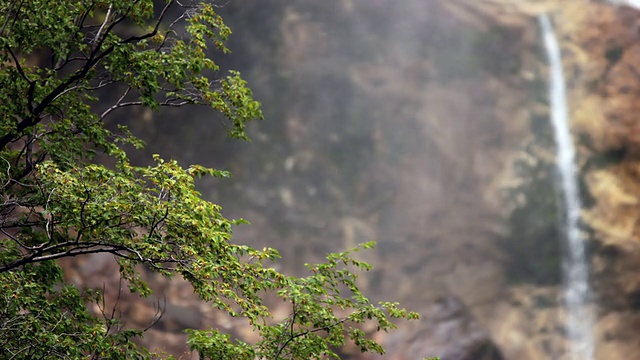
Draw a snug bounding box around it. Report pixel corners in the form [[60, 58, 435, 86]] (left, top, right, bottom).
[[0, 1, 417, 358]]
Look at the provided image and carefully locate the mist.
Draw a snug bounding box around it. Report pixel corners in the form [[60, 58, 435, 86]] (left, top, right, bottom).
[[105, 1, 640, 358]]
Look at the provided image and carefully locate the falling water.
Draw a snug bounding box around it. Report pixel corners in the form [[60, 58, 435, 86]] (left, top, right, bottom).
[[539, 14, 595, 360], [606, 0, 640, 10]]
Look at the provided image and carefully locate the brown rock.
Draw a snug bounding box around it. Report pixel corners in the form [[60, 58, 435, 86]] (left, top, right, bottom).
[[365, 295, 503, 360]]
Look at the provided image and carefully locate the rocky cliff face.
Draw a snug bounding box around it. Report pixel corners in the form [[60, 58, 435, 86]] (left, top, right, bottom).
[[430, 1, 640, 359], [560, 2, 640, 359], [61, 1, 640, 359]]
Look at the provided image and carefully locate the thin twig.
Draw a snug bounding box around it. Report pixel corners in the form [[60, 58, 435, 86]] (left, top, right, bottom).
[[92, 4, 113, 45]]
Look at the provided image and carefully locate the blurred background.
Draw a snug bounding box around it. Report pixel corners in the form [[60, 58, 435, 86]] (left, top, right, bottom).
[[62, 1, 640, 358]]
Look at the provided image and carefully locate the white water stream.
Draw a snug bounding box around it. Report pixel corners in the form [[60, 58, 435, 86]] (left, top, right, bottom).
[[539, 14, 595, 360]]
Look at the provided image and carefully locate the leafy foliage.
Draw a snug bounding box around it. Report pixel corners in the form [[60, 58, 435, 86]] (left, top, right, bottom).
[[0, 1, 417, 358], [0, 262, 149, 359]]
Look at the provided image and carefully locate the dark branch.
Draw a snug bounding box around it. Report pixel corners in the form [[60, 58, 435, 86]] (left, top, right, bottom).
[[274, 304, 350, 360], [121, 1, 175, 44], [0, 240, 180, 273]]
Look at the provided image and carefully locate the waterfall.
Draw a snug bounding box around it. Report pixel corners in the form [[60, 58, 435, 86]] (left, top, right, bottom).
[[539, 14, 595, 360], [606, 0, 640, 10]]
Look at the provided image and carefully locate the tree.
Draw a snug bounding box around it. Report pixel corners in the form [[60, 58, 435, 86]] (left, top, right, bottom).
[[0, 1, 417, 358]]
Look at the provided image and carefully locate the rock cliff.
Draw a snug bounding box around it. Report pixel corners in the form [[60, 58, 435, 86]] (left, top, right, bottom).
[[60, 1, 640, 359]]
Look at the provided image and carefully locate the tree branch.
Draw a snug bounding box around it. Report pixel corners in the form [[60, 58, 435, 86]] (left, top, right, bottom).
[[120, 1, 175, 44], [274, 304, 350, 360], [100, 99, 193, 121], [0, 240, 181, 273], [92, 4, 113, 45], [0, 0, 25, 37]]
